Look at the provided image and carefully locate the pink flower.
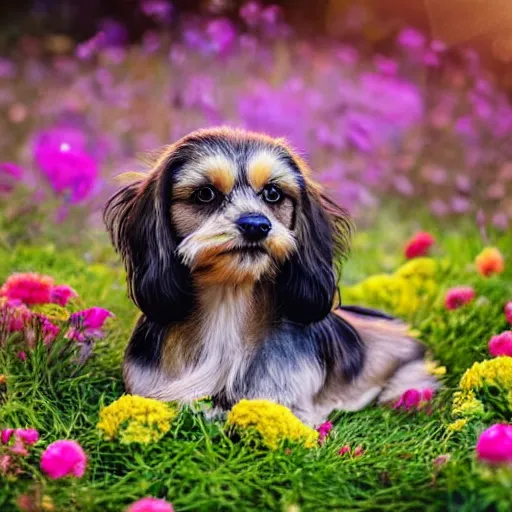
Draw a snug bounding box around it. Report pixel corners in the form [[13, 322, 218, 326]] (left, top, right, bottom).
[[40, 440, 87, 479], [17, 351, 27, 362], [476, 424, 512, 465], [40, 316, 60, 344], [0, 299, 32, 332], [15, 428, 39, 446], [338, 445, 351, 456], [404, 232, 435, 259], [1, 429, 14, 444], [444, 286, 476, 310], [317, 421, 333, 444], [50, 285, 77, 306], [0, 454, 12, 474], [353, 445, 364, 457], [126, 497, 174, 512], [394, 388, 434, 411], [0, 273, 54, 305], [66, 307, 114, 342], [489, 331, 512, 357], [505, 302, 512, 324], [0, 162, 23, 194]]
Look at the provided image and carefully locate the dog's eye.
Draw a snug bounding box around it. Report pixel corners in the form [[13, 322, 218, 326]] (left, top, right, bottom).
[[194, 186, 217, 204], [262, 184, 283, 204]]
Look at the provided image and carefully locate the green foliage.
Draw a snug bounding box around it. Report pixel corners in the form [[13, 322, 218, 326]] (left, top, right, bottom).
[[1, 213, 512, 511]]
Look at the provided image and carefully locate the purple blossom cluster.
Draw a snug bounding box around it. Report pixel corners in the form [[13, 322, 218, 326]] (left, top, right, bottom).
[[0, 1, 511, 229]]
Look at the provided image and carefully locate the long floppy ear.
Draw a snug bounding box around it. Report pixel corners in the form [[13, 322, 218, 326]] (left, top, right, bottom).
[[103, 170, 194, 325], [276, 182, 352, 325]]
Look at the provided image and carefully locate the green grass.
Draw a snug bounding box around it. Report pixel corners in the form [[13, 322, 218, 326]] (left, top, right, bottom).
[[1, 212, 511, 512]]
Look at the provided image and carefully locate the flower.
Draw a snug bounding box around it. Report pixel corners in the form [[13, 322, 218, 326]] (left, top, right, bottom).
[[0, 298, 32, 332], [393, 388, 434, 411], [475, 247, 505, 277], [447, 419, 468, 432], [66, 307, 114, 342], [317, 421, 333, 444], [489, 332, 512, 358], [40, 316, 60, 344], [353, 445, 364, 457], [1, 429, 14, 445], [425, 361, 447, 376], [126, 497, 174, 512], [0, 162, 23, 194], [40, 440, 87, 479], [14, 429, 39, 445], [97, 395, 177, 444], [0, 273, 54, 305], [476, 424, 512, 464], [17, 351, 27, 362], [50, 285, 77, 306], [505, 302, 512, 324], [338, 445, 351, 456], [444, 286, 476, 310], [459, 357, 512, 391], [404, 232, 435, 259], [227, 399, 319, 449]]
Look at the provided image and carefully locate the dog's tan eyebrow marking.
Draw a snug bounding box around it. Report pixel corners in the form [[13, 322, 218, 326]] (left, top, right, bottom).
[[173, 155, 237, 199], [247, 151, 301, 196]]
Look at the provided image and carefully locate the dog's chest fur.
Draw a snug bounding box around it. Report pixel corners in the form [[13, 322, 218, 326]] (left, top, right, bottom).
[[161, 284, 260, 400]]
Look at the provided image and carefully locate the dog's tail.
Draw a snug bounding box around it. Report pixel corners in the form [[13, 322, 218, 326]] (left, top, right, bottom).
[[335, 305, 439, 404]]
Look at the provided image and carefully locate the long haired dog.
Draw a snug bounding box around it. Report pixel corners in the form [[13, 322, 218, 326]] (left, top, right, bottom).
[[104, 127, 438, 426]]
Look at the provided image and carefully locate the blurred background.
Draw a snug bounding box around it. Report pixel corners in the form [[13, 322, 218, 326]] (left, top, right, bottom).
[[1, 0, 512, 246]]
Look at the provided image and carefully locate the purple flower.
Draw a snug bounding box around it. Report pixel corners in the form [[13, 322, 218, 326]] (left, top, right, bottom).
[[397, 28, 426, 50], [239, 1, 262, 27], [66, 307, 114, 342], [206, 18, 237, 55], [0, 162, 23, 194], [140, 0, 173, 23]]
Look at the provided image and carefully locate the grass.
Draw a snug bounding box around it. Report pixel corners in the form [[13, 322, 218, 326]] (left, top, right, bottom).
[[1, 211, 511, 512]]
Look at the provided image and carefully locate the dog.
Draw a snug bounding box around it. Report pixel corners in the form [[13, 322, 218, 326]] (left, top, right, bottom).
[[104, 127, 438, 426]]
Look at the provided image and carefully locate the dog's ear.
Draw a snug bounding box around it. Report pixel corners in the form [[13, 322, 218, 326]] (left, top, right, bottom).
[[276, 181, 352, 325], [104, 168, 194, 325]]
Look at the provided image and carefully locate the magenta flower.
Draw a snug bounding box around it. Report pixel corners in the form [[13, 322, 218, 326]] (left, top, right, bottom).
[[126, 497, 174, 512], [206, 18, 236, 55], [317, 421, 333, 444], [505, 302, 512, 324], [444, 287, 476, 310], [476, 424, 512, 465], [1, 429, 14, 445], [17, 351, 27, 362], [239, 1, 261, 27], [394, 388, 434, 411], [50, 285, 77, 306], [397, 28, 426, 50], [40, 317, 60, 345], [15, 429, 39, 445], [40, 440, 87, 479], [489, 332, 512, 357], [66, 307, 114, 342]]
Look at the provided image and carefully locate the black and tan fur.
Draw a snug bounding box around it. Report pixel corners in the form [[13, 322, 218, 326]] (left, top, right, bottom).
[[104, 127, 438, 426]]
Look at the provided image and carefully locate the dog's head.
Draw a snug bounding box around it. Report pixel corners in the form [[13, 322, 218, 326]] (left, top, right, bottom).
[[104, 128, 351, 325]]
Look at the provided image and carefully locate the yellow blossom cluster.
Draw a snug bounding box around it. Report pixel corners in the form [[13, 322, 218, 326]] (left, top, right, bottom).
[[226, 399, 319, 450], [343, 258, 438, 317], [447, 419, 468, 432], [97, 395, 177, 444], [452, 357, 512, 420]]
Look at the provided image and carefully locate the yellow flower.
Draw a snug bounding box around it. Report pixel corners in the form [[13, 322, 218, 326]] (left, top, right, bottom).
[[447, 419, 468, 432], [459, 357, 512, 391], [452, 391, 484, 417], [425, 361, 447, 376], [97, 395, 177, 444], [395, 257, 437, 281], [226, 399, 319, 450], [31, 303, 70, 322]]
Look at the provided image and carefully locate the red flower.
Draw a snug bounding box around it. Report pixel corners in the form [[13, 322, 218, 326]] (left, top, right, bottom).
[[444, 286, 476, 310], [0, 273, 54, 305], [489, 331, 512, 357], [404, 232, 435, 259]]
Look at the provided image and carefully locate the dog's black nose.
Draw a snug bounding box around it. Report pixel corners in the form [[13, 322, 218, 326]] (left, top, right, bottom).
[[236, 214, 272, 241]]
